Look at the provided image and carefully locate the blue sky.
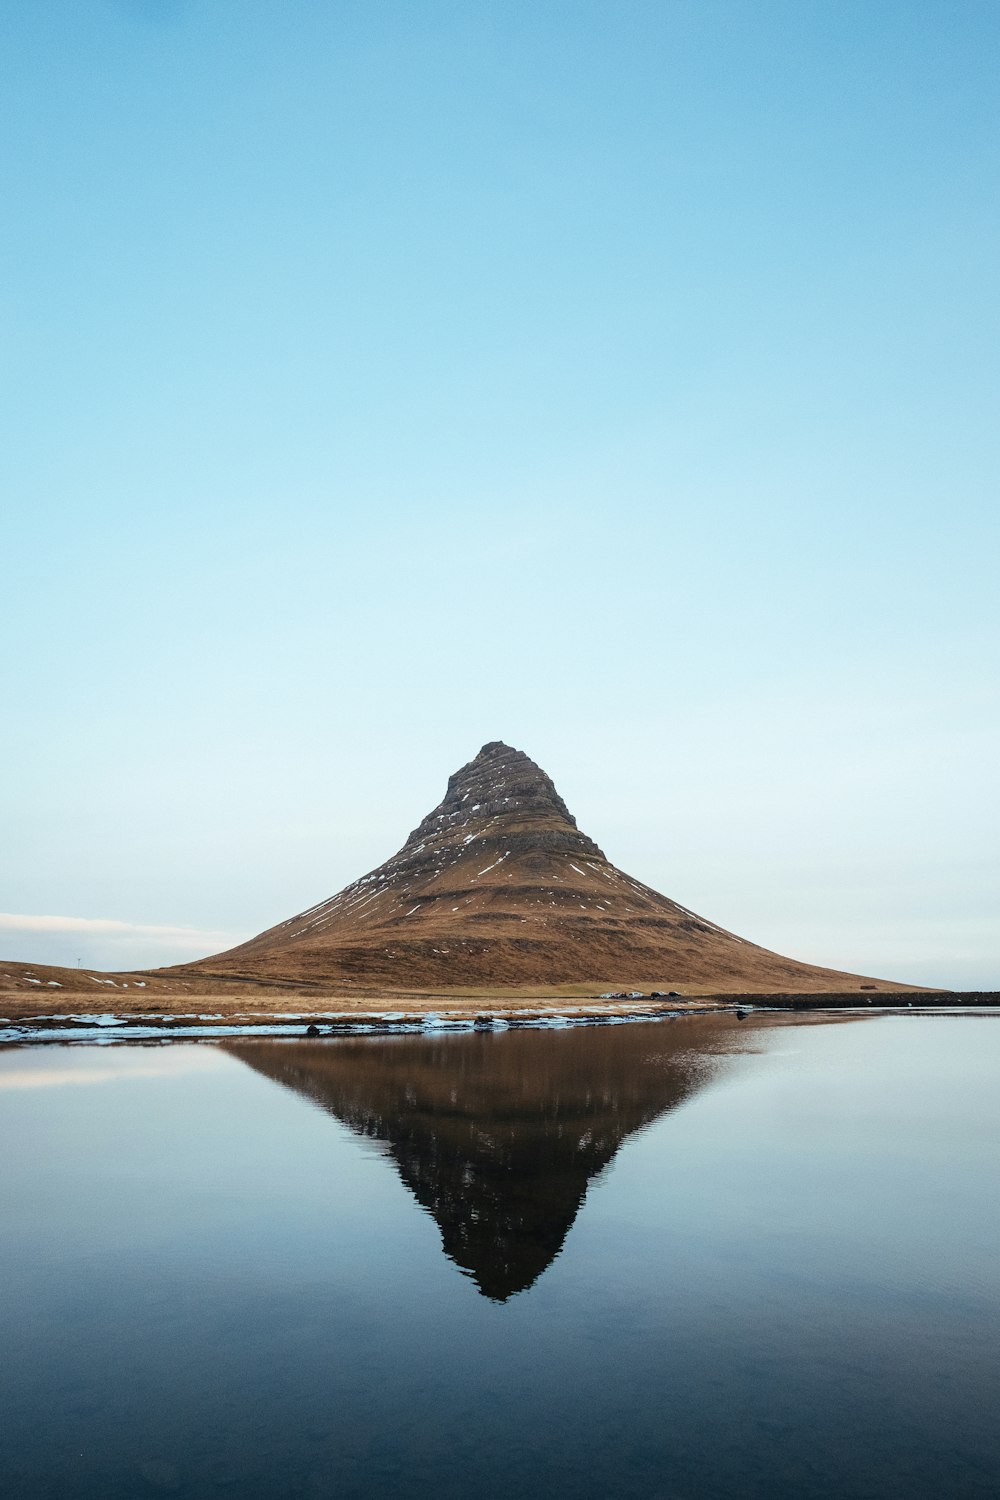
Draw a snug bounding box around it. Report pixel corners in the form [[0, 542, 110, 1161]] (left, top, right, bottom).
[[3, 1, 997, 986]]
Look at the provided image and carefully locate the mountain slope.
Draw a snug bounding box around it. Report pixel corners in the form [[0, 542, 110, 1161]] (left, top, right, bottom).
[[192, 740, 896, 993]]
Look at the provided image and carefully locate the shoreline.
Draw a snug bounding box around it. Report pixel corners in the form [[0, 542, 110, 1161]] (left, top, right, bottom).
[[2, 992, 997, 1044]]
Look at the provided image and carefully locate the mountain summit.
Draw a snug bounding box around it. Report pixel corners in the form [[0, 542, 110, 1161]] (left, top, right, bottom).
[[196, 740, 886, 992]]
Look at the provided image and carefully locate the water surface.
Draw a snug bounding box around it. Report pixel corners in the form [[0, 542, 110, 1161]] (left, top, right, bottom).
[[1, 1013, 997, 1498]]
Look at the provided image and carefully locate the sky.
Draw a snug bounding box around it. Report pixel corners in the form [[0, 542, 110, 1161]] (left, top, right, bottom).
[[2, 0, 997, 987]]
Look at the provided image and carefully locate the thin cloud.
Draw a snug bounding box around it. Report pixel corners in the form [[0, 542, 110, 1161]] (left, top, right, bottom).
[[0, 913, 238, 946]]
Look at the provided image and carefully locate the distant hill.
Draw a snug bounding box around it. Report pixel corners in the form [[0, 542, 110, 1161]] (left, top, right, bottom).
[[190, 740, 895, 994]]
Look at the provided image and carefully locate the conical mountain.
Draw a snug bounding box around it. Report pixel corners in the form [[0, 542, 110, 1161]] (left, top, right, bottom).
[[196, 741, 890, 993]]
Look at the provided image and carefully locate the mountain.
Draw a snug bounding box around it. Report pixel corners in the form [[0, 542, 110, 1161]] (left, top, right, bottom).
[[192, 740, 891, 994], [224, 1018, 743, 1299]]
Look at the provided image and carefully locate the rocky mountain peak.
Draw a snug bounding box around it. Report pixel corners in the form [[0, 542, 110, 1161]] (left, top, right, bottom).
[[401, 740, 604, 864]]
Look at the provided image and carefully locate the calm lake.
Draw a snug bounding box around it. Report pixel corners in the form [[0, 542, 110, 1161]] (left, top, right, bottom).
[[2, 1012, 998, 1499]]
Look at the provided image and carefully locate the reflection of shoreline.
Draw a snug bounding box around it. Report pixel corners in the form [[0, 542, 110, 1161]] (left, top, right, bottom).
[[225, 1019, 749, 1301]]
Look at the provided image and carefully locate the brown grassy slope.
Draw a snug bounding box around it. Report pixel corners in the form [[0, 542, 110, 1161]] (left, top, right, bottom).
[[185, 740, 910, 994]]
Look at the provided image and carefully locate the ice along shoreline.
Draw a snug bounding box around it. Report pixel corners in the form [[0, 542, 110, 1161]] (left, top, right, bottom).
[[2, 993, 998, 1044]]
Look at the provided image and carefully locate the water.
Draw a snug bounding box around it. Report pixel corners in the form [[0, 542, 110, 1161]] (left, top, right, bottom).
[[1, 1012, 997, 1498]]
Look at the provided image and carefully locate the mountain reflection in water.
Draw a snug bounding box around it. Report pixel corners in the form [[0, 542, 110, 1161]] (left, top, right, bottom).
[[225, 1017, 745, 1301]]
